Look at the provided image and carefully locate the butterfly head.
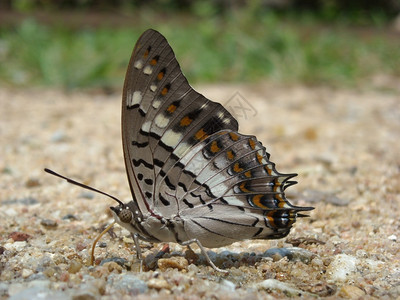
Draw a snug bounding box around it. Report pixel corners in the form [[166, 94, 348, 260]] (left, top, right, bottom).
[[110, 201, 143, 225]]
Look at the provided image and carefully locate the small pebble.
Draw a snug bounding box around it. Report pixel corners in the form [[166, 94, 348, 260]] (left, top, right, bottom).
[[108, 274, 148, 295], [311, 257, 324, 268], [72, 283, 100, 300], [263, 248, 288, 261], [339, 285, 365, 299], [309, 283, 337, 296], [187, 264, 199, 273], [327, 254, 357, 281], [2, 197, 38, 205], [355, 250, 368, 258], [158, 256, 189, 271], [76, 241, 88, 252], [40, 219, 58, 228], [79, 191, 94, 199], [25, 178, 41, 188], [51, 130, 68, 143], [68, 260, 82, 274], [59, 272, 70, 282], [100, 257, 129, 269], [101, 261, 123, 274], [43, 267, 58, 278], [147, 278, 170, 290], [263, 247, 314, 263], [220, 279, 236, 292], [257, 279, 311, 297], [286, 247, 315, 263], [4, 241, 27, 252], [21, 269, 33, 278], [8, 232, 31, 242], [98, 242, 107, 248], [144, 253, 158, 270], [62, 214, 78, 220], [388, 234, 397, 241], [0, 282, 8, 296], [9, 287, 69, 300], [5, 208, 17, 217]]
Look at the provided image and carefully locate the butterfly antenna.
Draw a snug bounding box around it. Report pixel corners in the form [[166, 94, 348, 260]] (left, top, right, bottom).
[[44, 168, 124, 206]]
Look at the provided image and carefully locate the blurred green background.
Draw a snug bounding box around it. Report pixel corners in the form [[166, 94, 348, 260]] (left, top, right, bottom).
[[0, 0, 399, 90]]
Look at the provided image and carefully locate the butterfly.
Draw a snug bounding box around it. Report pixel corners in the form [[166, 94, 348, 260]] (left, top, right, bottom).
[[46, 29, 313, 273]]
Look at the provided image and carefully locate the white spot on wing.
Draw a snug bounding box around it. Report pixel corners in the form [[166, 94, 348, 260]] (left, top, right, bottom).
[[154, 114, 169, 128], [150, 84, 157, 92], [224, 196, 246, 206], [141, 121, 151, 133], [127, 91, 143, 108], [143, 65, 153, 75], [186, 155, 208, 175], [152, 98, 162, 109], [209, 184, 229, 198], [179, 143, 204, 165], [174, 142, 190, 158], [161, 129, 181, 148], [134, 60, 143, 69]]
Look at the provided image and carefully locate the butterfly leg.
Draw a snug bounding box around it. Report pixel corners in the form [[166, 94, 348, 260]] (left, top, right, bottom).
[[131, 233, 143, 272], [90, 221, 116, 266], [181, 239, 229, 274]]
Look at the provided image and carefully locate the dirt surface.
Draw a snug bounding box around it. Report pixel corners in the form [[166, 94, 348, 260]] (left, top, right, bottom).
[[0, 83, 399, 299]]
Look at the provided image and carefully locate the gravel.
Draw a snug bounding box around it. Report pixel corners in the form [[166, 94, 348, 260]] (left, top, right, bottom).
[[1, 83, 399, 299]]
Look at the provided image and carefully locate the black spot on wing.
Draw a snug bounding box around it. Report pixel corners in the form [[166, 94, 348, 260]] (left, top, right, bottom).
[[133, 159, 154, 169], [159, 194, 170, 206], [183, 199, 194, 208]]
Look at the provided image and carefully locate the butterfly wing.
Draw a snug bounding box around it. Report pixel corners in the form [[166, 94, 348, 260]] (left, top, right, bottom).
[[122, 29, 238, 217], [175, 131, 313, 247], [122, 29, 313, 247]]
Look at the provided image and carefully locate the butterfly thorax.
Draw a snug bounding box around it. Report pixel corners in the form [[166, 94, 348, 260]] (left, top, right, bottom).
[[110, 201, 188, 243]]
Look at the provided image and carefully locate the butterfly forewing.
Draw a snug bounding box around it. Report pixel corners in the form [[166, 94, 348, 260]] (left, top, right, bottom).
[[122, 30, 238, 217]]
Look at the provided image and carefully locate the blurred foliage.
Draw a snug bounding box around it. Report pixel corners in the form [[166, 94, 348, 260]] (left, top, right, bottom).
[[2, 0, 400, 20], [2, 0, 400, 17], [0, 2, 399, 89]]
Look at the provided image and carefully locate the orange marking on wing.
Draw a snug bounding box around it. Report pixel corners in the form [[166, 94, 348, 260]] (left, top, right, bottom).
[[157, 71, 164, 80], [244, 170, 252, 178], [266, 214, 276, 227], [239, 182, 250, 192], [161, 87, 169, 96], [265, 165, 272, 175], [143, 49, 150, 58], [256, 152, 263, 164], [166, 104, 177, 113], [253, 194, 268, 209], [249, 139, 256, 150], [275, 194, 286, 208], [226, 150, 235, 160], [195, 129, 208, 140], [233, 162, 243, 173], [150, 58, 158, 65], [229, 132, 239, 141], [273, 178, 281, 193], [180, 116, 193, 127], [210, 141, 220, 153]]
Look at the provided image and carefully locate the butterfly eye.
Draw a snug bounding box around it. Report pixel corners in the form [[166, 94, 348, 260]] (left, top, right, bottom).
[[118, 208, 133, 223]]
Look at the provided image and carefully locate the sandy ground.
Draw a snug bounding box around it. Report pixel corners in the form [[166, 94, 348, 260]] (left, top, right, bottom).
[[0, 82, 399, 299]]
